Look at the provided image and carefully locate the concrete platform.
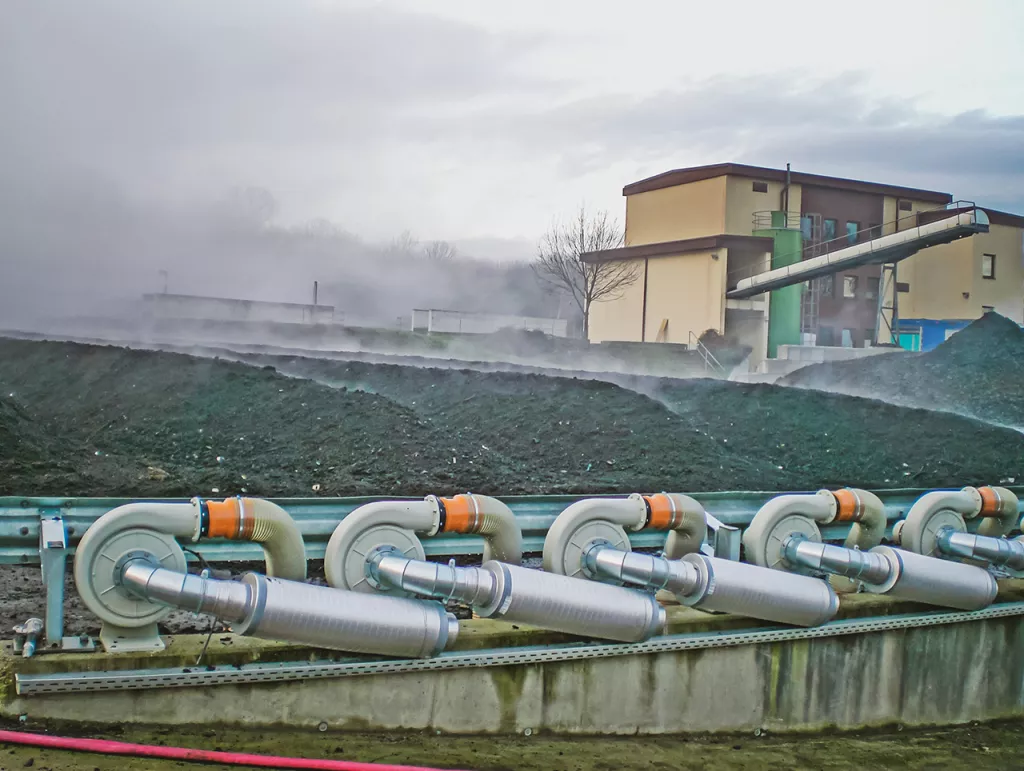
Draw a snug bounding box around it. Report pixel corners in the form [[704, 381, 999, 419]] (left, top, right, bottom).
[[4, 581, 1024, 735]]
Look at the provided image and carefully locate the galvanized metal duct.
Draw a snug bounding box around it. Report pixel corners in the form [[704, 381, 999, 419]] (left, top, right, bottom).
[[581, 545, 838, 627], [119, 559, 457, 658], [368, 551, 665, 643], [781, 537, 997, 611]]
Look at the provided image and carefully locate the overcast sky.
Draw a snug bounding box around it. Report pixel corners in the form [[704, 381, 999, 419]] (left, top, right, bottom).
[[2, 0, 1023, 259]]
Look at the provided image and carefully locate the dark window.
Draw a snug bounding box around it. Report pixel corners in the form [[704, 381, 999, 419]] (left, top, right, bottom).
[[752, 181, 769, 193], [866, 277, 879, 300], [982, 253, 996, 279], [820, 275, 834, 297], [823, 218, 837, 241], [800, 216, 813, 241], [843, 275, 858, 298], [896, 282, 910, 293], [864, 329, 875, 346], [845, 221, 859, 244], [867, 223, 881, 239], [898, 200, 913, 211], [818, 326, 834, 346]]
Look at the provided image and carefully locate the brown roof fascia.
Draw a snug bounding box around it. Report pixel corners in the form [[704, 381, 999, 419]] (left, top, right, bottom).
[[582, 234, 774, 264], [622, 162, 952, 204]]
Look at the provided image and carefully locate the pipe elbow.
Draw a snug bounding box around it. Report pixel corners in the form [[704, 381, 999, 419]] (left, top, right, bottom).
[[199, 497, 307, 581], [436, 493, 523, 564], [658, 494, 710, 559], [542, 496, 647, 574], [975, 486, 1019, 538], [827, 489, 885, 593]]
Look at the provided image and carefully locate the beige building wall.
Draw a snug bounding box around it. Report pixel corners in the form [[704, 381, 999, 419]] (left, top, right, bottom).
[[970, 224, 1024, 323], [642, 249, 727, 344], [723, 177, 802, 235], [587, 260, 645, 342], [624, 177, 727, 245], [882, 196, 943, 234], [899, 224, 1024, 324]]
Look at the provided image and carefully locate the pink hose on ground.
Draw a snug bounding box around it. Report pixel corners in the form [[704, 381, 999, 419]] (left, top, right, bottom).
[[0, 730, 473, 771]]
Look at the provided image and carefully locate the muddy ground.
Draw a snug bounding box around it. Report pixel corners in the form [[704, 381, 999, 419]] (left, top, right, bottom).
[[2, 719, 1024, 770], [1, 336, 1022, 499], [780, 312, 1024, 428]]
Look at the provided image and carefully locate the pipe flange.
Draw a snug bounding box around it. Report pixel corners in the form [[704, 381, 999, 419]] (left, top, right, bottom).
[[547, 520, 631, 578], [897, 507, 967, 557], [743, 514, 821, 571], [74, 527, 187, 628], [330, 524, 425, 596]]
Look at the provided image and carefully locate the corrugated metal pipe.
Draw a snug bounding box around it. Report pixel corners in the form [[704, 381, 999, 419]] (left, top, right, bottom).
[[325, 495, 522, 592], [543, 494, 837, 627], [199, 496, 307, 580], [745, 490, 997, 611], [894, 486, 1023, 570], [580, 544, 838, 627], [366, 550, 665, 643], [117, 557, 457, 658]]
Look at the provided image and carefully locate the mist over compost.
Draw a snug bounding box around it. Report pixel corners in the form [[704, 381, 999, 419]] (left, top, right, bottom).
[[779, 313, 1024, 429], [1, 336, 1021, 499]]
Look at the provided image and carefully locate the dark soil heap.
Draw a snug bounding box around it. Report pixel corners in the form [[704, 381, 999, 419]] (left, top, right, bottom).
[[0, 336, 1022, 497], [779, 313, 1024, 428]]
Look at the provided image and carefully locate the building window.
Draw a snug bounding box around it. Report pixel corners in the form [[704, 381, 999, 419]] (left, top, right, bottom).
[[823, 219, 837, 241], [820, 275, 834, 297], [843, 275, 858, 298], [752, 181, 769, 193], [982, 253, 996, 279], [800, 216, 813, 241], [845, 221, 859, 244], [865, 277, 879, 300], [864, 329, 875, 346], [898, 200, 913, 211], [818, 326, 834, 346], [841, 329, 854, 348]]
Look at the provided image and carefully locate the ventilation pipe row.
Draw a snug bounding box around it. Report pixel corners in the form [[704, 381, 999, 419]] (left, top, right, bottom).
[[893, 486, 1024, 571], [117, 558, 457, 658], [328, 498, 664, 642], [744, 489, 998, 611], [543, 494, 839, 627], [74, 497, 456, 657]]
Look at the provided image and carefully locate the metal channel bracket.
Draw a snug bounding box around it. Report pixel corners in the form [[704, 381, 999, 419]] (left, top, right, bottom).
[[37, 512, 96, 654], [16, 601, 1024, 696]]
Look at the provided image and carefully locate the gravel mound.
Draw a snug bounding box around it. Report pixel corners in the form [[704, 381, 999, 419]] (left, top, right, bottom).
[[779, 313, 1024, 428]]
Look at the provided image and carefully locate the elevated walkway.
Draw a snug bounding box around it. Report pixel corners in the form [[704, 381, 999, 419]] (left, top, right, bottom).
[[727, 206, 989, 299]]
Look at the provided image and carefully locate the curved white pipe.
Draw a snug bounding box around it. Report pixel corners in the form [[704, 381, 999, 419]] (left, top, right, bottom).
[[975, 486, 1019, 538]]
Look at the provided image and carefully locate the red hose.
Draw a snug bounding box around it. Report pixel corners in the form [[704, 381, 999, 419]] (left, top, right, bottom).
[[0, 729, 472, 771]]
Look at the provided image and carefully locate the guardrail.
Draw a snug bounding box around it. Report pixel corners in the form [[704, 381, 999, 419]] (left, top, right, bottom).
[[5, 487, 1022, 565]]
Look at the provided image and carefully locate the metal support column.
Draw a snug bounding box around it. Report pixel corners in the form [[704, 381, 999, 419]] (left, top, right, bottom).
[[38, 512, 94, 653]]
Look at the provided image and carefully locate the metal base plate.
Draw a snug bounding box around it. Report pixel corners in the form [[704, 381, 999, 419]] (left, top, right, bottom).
[[99, 622, 165, 653]]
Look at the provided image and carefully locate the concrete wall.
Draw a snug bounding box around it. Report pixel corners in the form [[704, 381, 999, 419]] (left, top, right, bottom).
[[414, 309, 570, 337], [8, 610, 1024, 735], [624, 177, 727, 245], [142, 294, 334, 325]]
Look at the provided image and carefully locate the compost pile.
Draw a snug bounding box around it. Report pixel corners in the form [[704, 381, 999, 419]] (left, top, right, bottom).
[[3, 336, 1015, 498], [779, 313, 1024, 428]]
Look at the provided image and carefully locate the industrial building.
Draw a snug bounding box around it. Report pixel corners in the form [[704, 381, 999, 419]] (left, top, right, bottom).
[[584, 163, 1023, 364]]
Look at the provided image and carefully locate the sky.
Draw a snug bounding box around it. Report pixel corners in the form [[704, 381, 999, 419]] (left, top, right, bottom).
[[1, 0, 1022, 315]]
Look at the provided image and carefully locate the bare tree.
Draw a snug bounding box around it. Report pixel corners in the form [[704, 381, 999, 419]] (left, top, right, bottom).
[[533, 205, 640, 339], [423, 240, 458, 262]]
